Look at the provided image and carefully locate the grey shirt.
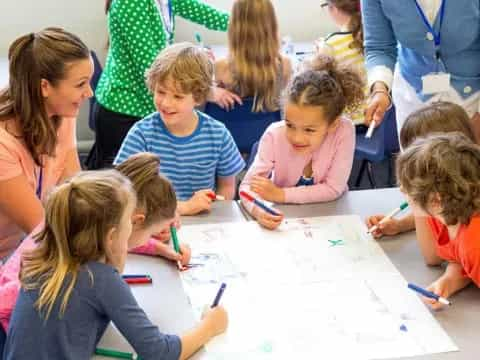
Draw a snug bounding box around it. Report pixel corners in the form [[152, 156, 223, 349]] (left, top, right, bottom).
[[4, 261, 181, 360]]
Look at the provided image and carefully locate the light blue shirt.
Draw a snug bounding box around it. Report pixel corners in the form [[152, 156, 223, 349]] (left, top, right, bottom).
[[114, 111, 245, 200], [363, 0, 480, 101]]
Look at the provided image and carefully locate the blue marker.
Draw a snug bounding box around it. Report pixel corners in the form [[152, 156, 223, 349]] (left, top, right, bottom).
[[122, 274, 151, 279], [211, 283, 227, 308], [240, 191, 280, 216], [408, 283, 451, 305]]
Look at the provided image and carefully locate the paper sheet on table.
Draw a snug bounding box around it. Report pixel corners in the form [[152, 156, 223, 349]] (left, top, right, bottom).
[[179, 215, 458, 360]]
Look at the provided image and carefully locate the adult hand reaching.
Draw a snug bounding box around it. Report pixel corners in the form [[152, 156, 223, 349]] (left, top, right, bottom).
[[365, 82, 391, 127]]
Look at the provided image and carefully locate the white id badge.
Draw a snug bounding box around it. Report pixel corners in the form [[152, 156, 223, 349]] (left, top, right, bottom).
[[422, 73, 451, 95]]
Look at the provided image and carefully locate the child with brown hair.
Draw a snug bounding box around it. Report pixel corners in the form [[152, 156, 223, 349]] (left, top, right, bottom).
[[396, 133, 480, 309], [214, 0, 292, 112], [240, 54, 364, 230], [0, 28, 93, 261], [3, 170, 227, 359], [114, 42, 245, 216], [366, 102, 477, 238]]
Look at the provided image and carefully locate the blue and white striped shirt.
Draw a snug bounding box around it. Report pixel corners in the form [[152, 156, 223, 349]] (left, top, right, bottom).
[[114, 111, 245, 200]]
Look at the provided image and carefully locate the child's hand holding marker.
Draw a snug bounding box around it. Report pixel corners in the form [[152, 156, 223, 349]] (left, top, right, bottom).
[[409, 262, 471, 310], [252, 206, 284, 230], [366, 201, 409, 236], [366, 214, 413, 238], [152, 239, 192, 266], [184, 189, 215, 214], [201, 283, 228, 337], [207, 191, 225, 201], [408, 282, 451, 311], [240, 190, 283, 230]]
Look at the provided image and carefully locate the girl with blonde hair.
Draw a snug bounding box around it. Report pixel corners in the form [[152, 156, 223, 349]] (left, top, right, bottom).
[[0, 153, 191, 336], [3, 170, 227, 359], [215, 0, 292, 112]]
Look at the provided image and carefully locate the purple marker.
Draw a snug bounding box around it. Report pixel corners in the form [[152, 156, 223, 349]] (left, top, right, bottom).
[[211, 283, 227, 308]]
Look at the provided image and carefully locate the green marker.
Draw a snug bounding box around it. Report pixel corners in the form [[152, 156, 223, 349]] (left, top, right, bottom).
[[367, 201, 409, 234], [95, 347, 139, 359], [194, 32, 204, 48], [170, 225, 180, 253], [170, 225, 183, 269]]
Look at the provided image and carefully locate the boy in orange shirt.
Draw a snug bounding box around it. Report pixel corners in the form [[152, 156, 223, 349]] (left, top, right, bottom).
[[397, 133, 480, 310]]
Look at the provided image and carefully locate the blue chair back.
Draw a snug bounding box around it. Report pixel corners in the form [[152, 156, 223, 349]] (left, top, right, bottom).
[[0, 325, 6, 359], [354, 106, 399, 163], [204, 98, 281, 153], [88, 50, 103, 131], [245, 141, 260, 170]]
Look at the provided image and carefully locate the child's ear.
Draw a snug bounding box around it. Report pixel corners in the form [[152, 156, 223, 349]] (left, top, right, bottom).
[[132, 213, 146, 228], [104, 226, 117, 256], [429, 192, 443, 215], [431, 192, 442, 206], [40, 78, 52, 98]]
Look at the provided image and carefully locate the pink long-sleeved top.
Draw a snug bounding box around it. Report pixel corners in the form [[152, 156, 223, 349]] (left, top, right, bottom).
[[240, 118, 355, 206]]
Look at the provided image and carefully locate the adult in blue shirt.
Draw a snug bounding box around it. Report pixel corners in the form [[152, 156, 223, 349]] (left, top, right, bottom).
[[362, 0, 480, 139]]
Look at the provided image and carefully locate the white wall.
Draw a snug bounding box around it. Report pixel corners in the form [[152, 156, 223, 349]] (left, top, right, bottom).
[[0, 0, 335, 60], [175, 0, 335, 46], [0, 0, 336, 144]]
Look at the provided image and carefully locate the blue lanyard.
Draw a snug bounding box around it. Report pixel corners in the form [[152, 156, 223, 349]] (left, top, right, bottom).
[[160, 0, 173, 41], [413, 0, 446, 60], [36, 166, 43, 199]]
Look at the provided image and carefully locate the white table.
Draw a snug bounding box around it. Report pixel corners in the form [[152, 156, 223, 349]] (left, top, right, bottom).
[[95, 189, 480, 359]]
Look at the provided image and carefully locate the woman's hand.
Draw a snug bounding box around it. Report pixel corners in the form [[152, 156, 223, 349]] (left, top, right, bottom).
[[365, 82, 391, 127]]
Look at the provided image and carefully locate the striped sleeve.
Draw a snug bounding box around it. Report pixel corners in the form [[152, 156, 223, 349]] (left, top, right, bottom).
[[216, 129, 245, 177], [113, 124, 148, 165]]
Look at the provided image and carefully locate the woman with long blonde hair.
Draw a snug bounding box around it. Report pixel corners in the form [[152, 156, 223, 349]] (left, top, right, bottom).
[[215, 0, 292, 112]]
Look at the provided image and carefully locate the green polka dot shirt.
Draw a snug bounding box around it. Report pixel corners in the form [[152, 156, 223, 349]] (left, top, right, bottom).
[[95, 0, 229, 118]]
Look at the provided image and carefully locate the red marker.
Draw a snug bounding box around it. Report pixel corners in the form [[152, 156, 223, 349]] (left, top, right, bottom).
[[207, 192, 225, 201], [124, 277, 152, 285]]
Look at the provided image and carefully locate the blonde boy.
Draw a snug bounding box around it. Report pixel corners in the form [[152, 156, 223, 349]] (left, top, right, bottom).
[[115, 43, 244, 215]]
